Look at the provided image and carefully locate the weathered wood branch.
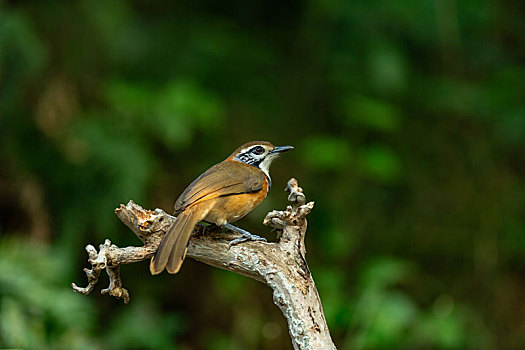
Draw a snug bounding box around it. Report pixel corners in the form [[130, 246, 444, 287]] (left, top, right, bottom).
[[72, 178, 336, 350]]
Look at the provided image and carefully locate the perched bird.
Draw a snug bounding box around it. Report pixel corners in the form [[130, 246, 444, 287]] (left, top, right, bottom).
[[150, 141, 293, 275]]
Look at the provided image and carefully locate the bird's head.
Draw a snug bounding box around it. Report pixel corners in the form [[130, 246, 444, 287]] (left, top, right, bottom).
[[229, 141, 293, 179]]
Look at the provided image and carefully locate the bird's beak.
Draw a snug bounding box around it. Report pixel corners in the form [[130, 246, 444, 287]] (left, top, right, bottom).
[[271, 145, 294, 154]]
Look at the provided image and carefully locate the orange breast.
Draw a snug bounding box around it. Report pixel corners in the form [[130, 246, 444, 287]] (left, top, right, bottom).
[[203, 177, 269, 226]]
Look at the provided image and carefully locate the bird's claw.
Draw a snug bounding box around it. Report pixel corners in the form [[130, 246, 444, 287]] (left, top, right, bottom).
[[228, 235, 267, 247]]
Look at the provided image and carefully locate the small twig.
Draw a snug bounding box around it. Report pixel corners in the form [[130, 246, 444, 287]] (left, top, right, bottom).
[[72, 239, 131, 303]]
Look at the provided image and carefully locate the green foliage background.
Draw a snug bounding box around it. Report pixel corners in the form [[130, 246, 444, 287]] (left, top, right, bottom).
[[1, 0, 524, 349]]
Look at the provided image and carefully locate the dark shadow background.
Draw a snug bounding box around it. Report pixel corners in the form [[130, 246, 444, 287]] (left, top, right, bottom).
[[1, 0, 524, 349]]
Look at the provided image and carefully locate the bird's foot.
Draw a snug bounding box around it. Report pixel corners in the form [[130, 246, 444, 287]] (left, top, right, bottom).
[[224, 223, 267, 247], [228, 234, 267, 247]]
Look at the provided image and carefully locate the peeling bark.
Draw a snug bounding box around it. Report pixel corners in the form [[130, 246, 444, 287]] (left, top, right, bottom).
[[72, 178, 336, 350]]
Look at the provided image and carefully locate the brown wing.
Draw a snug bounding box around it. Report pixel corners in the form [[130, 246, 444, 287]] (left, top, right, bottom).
[[173, 161, 265, 215]]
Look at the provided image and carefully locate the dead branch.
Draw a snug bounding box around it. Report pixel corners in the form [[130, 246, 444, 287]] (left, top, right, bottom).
[[72, 178, 336, 350]]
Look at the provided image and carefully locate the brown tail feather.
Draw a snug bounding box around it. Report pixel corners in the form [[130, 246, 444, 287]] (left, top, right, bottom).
[[150, 204, 209, 275]]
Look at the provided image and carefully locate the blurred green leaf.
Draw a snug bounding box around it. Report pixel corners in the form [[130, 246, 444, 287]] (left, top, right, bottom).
[[412, 308, 466, 349], [105, 80, 154, 117], [343, 95, 402, 133], [212, 269, 249, 304], [359, 257, 413, 290], [154, 80, 224, 147], [299, 136, 352, 170], [106, 79, 225, 148], [494, 108, 525, 147], [315, 267, 351, 328], [357, 146, 402, 183], [107, 299, 182, 350], [321, 229, 357, 260], [0, 238, 96, 349], [0, 8, 47, 108], [352, 292, 418, 350], [367, 41, 408, 95]]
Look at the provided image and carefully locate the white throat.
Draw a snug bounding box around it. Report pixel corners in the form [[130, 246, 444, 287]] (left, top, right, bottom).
[[259, 155, 276, 182]]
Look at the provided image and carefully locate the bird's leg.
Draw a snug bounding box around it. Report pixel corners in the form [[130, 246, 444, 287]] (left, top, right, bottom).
[[224, 223, 267, 246]]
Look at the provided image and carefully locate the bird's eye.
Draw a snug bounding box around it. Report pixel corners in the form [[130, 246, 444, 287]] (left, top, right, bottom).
[[253, 146, 265, 155]]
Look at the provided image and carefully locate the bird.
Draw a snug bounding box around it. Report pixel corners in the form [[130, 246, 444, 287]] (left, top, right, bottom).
[[150, 141, 293, 275]]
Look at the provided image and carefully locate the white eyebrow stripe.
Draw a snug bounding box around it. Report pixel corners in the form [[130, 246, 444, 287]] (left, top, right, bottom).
[[238, 147, 252, 154], [241, 145, 260, 153]]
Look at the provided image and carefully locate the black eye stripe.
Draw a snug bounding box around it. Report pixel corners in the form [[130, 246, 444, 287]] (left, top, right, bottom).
[[239, 154, 252, 163]]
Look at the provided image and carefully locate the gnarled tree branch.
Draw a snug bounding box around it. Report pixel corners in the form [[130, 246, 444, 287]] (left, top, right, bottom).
[[72, 178, 336, 350]]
